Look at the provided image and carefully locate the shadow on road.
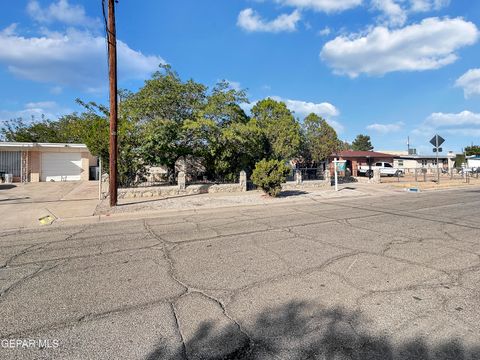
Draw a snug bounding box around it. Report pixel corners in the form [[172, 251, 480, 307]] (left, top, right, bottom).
[[278, 190, 309, 198], [0, 184, 16, 190], [147, 301, 480, 360]]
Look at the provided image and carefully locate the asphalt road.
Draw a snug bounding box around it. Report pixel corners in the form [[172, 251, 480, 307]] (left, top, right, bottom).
[[1, 188, 480, 359]]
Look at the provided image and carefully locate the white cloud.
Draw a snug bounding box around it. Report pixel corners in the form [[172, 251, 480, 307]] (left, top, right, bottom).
[[0, 101, 70, 123], [275, 0, 363, 13], [455, 68, 480, 98], [409, 0, 450, 12], [425, 111, 480, 127], [241, 96, 343, 131], [273, 97, 339, 117], [367, 121, 404, 133], [27, 0, 101, 29], [412, 110, 480, 139], [271, 96, 344, 132], [371, 0, 407, 26], [237, 8, 301, 33], [317, 27, 331, 36], [25, 101, 58, 109], [225, 80, 242, 91], [371, 0, 450, 27], [320, 17, 479, 77], [0, 25, 164, 92]]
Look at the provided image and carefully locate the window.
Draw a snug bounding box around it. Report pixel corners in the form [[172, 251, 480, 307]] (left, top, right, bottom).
[[398, 160, 404, 167], [384, 163, 392, 168], [375, 162, 382, 166], [421, 160, 428, 167], [432, 160, 437, 166]]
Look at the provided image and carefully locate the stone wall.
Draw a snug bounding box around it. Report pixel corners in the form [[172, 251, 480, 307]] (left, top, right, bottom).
[[118, 171, 247, 199]]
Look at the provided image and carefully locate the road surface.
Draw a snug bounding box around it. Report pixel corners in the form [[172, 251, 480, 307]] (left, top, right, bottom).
[[1, 188, 479, 359]]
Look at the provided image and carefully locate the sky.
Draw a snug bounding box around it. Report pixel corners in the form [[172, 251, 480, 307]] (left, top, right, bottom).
[[0, 0, 479, 154]]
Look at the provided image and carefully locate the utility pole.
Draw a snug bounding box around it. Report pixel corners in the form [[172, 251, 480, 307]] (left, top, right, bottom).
[[107, 0, 118, 206]]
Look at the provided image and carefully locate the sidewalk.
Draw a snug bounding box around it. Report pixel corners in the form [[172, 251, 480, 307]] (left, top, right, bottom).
[[0, 181, 100, 232], [94, 183, 394, 216]]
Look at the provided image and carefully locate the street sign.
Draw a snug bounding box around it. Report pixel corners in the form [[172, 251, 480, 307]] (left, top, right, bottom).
[[430, 135, 445, 184], [430, 135, 445, 147]]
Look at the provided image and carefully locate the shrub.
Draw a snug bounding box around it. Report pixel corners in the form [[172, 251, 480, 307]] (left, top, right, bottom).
[[251, 159, 290, 197]]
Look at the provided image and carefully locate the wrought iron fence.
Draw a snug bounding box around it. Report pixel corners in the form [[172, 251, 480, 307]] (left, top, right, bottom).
[[380, 168, 479, 183], [300, 168, 325, 181]]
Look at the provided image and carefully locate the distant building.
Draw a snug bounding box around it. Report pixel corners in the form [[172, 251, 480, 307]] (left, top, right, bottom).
[[467, 155, 480, 168], [0, 142, 96, 183], [381, 151, 457, 171]]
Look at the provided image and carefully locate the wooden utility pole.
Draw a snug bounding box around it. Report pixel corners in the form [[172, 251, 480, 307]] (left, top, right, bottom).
[[107, 0, 118, 206]]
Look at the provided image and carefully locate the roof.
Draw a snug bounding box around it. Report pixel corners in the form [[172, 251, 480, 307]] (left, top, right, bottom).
[[0, 142, 87, 149], [332, 150, 395, 158], [398, 154, 456, 160]]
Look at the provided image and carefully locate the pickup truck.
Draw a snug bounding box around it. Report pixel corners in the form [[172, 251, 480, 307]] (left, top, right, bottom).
[[358, 162, 404, 177]]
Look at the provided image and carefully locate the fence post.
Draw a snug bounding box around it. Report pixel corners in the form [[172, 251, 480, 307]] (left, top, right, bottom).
[[177, 171, 186, 191], [295, 169, 303, 185], [239, 170, 247, 192], [324, 166, 331, 184], [423, 170, 427, 182], [372, 168, 381, 183]]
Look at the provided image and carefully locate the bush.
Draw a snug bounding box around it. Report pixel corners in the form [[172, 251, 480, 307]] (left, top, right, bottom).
[[251, 159, 290, 197]]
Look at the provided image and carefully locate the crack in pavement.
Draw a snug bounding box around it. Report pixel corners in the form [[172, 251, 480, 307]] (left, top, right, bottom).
[[143, 220, 255, 352]]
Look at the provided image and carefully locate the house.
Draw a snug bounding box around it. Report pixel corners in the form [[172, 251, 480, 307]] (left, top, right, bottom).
[[394, 154, 456, 172], [328, 150, 395, 176], [467, 155, 480, 168], [0, 142, 96, 183]]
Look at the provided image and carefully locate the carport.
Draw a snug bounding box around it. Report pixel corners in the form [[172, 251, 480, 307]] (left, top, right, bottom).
[[329, 150, 395, 176]]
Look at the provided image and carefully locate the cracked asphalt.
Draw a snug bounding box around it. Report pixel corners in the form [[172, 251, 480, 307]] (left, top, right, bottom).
[[1, 188, 480, 359]]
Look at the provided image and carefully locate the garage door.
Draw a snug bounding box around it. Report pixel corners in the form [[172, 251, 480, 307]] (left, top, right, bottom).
[[41, 153, 82, 182]]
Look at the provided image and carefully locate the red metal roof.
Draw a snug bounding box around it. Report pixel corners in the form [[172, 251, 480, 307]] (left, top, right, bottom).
[[331, 150, 395, 158]]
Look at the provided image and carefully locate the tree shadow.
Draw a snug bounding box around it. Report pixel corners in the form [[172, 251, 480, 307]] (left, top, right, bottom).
[[146, 301, 480, 360], [278, 190, 309, 198]]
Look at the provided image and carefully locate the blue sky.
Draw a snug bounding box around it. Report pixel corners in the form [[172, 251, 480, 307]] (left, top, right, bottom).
[[0, 0, 479, 154]]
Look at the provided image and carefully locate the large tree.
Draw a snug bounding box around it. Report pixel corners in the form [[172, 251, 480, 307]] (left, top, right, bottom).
[[251, 98, 302, 160], [302, 113, 341, 165], [352, 134, 374, 151]]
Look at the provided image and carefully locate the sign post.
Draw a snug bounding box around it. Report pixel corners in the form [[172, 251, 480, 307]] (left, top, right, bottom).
[[332, 158, 346, 192], [334, 158, 338, 191], [430, 134, 445, 184]]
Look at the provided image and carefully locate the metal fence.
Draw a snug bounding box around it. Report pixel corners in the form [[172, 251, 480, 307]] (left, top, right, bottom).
[[380, 168, 479, 183], [286, 168, 325, 182]]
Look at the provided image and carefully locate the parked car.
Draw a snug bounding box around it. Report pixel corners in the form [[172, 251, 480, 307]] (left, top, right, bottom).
[[358, 162, 404, 177], [459, 167, 480, 175]]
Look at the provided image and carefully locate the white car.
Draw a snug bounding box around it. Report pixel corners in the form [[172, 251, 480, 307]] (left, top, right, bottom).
[[358, 162, 404, 177]]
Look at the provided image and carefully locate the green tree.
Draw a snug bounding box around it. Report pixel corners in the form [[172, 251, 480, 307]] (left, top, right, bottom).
[[465, 145, 480, 156], [302, 113, 341, 165], [1, 116, 65, 143], [202, 80, 249, 126], [251, 159, 290, 197], [120, 65, 207, 125], [251, 98, 302, 160], [351, 134, 374, 151]]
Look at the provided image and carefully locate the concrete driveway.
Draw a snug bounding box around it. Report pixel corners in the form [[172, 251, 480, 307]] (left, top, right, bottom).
[[0, 188, 479, 359], [0, 181, 99, 230]]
